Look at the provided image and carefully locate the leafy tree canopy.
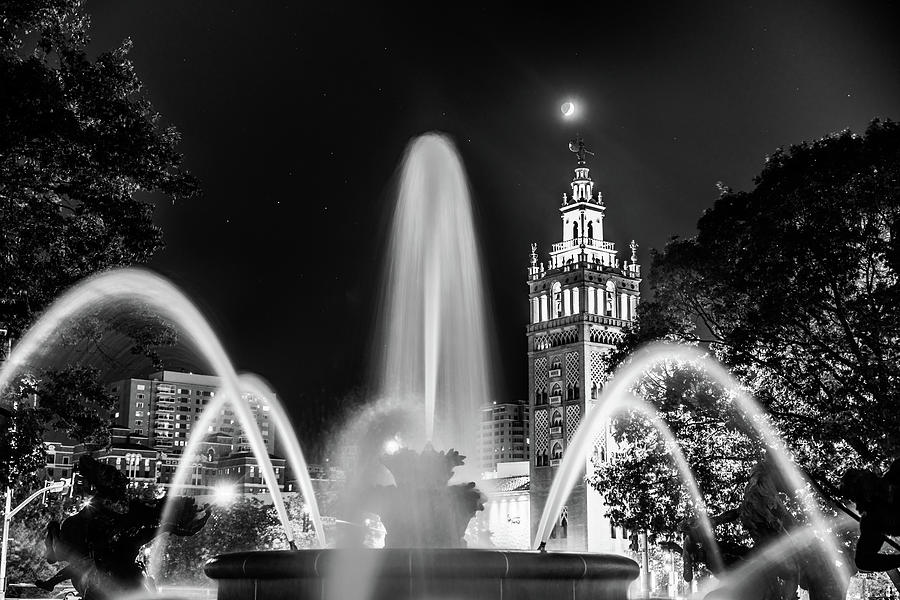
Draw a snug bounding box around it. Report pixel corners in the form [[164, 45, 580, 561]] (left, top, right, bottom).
[[0, 0, 197, 487], [591, 119, 900, 564], [0, 0, 199, 337]]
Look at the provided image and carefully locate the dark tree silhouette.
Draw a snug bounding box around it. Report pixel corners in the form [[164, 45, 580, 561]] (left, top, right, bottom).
[[0, 0, 198, 487]]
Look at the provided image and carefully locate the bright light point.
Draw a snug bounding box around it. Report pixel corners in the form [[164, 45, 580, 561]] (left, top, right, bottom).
[[213, 482, 236, 505], [384, 438, 401, 455], [561, 101, 576, 117]]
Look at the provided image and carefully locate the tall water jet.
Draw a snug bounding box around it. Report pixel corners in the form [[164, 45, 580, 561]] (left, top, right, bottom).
[[377, 133, 492, 456], [205, 133, 640, 599]]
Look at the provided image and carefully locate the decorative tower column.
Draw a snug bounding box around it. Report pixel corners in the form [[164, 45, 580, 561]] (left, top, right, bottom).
[[526, 137, 642, 553]]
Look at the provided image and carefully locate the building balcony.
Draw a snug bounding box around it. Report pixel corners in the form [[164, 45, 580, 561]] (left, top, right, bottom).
[[549, 395, 562, 405], [548, 368, 561, 378], [550, 426, 562, 436], [528, 257, 640, 282], [549, 459, 561, 467], [551, 237, 615, 254], [527, 313, 628, 334]]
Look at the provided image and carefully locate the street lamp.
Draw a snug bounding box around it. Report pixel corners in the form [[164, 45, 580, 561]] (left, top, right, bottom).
[[213, 482, 237, 506], [0, 479, 72, 600]]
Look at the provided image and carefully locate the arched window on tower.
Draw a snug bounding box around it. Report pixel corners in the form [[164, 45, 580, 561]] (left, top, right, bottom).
[[551, 506, 569, 540], [587, 221, 594, 241], [591, 383, 599, 400], [551, 383, 562, 400], [572, 222, 579, 240], [551, 442, 563, 460], [566, 384, 574, 400], [551, 410, 563, 427], [574, 383, 580, 399]]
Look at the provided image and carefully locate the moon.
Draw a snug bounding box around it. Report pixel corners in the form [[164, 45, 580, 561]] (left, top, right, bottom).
[[561, 101, 575, 117]]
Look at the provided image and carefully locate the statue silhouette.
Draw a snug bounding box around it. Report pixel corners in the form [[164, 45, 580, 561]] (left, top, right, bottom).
[[37, 455, 209, 600], [841, 459, 900, 572], [367, 445, 485, 548], [678, 456, 850, 600]]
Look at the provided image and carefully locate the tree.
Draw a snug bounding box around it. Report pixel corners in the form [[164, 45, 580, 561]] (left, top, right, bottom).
[[0, 0, 199, 337], [0, 366, 116, 489], [0, 0, 197, 486], [4, 487, 86, 593], [590, 120, 900, 579], [160, 495, 316, 585]]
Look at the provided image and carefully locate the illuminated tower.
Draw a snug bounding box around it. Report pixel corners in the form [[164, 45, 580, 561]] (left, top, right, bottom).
[[527, 138, 641, 552]]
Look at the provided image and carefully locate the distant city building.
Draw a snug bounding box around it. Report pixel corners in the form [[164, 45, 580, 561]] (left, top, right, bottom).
[[479, 401, 529, 472], [526, 137, 640, 553], [211, 450, 286, 494], [44, 440, 75, 481], [45, 426, 158, 485], [43, 371, 285, 497], [110, 370, 276, 455]]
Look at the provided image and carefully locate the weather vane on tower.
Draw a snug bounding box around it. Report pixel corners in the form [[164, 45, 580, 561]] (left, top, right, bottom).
[[568, 135, 594, 165]]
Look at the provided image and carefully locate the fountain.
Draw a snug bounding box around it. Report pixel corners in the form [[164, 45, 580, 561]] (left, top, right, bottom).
[[3, 131, 854, 600], [202, 133, 639, 599]]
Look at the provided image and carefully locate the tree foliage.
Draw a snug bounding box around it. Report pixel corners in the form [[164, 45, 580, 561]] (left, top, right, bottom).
[[0, 0, 197, 488], [4, 489, 86, 594], [591, 120, 900, 564], [0, 366, 115, 489], [161, 495, 317, 585], [0, 0, 199, 337]]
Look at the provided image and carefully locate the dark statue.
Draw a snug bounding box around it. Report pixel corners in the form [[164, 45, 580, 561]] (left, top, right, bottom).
[[367, 445, 485, 548], [676, 456, 851, 600], [36, 455, 210, 600], [841, 459, 900, 572]]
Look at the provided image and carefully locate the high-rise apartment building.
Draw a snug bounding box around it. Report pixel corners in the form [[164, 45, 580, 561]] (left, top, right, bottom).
[[480, 401, 530, 472], [110, 371, 276, 455]]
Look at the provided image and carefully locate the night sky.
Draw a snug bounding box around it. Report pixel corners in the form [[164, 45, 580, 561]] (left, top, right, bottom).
[[85, 1, 900, 439]]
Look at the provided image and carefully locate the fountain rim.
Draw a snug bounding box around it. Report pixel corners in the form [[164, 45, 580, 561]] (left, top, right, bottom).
[[204, 548, 639, 581]]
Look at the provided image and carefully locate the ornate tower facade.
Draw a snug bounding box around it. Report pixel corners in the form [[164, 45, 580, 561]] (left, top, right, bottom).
[[527, 138, 641, 552]]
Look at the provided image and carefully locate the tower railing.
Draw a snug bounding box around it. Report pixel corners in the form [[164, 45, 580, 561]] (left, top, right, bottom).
[[551, 237, 615, 253], [529, 259, 640, 281], [526, 313, 629, 334]]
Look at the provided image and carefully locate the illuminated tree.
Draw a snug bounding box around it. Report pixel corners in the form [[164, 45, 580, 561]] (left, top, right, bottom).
[[591, 120, 900, 578]]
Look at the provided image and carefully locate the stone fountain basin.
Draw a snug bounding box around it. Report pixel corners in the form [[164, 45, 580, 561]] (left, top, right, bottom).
[[205, 548, 639, 600]]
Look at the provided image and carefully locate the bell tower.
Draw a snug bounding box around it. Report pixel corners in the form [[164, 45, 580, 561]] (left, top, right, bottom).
[[527, 137, 641, 552]]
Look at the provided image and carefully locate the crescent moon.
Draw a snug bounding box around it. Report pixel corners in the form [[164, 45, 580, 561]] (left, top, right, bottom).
[[561, 102, 575, 117]]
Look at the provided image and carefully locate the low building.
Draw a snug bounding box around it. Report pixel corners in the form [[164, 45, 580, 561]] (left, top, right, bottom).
[[478, 461, 531, 549]]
